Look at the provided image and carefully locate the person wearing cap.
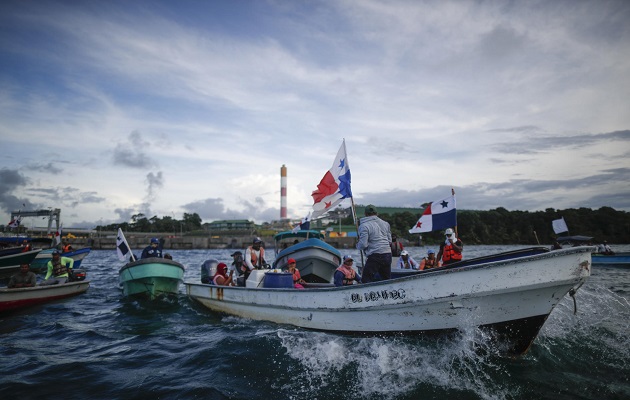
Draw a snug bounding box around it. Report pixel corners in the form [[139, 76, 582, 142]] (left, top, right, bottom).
[[8, 263, 37, 288], [286, 258, 305, 289], [230, 251, 247, 286], [245, 238, 267, 271], [396, 250, 419, 270], [356, 205, 392, 283], [419, 249, 439, 270], [436, 228, 463, 266], [141, 237, 163, 259], [40, 250, 74, 285], [334, 255, 362, 286], [212, 262, 233, 286]]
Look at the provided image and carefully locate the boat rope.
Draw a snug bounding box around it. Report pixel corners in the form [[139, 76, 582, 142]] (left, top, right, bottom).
[[568, 281, 585, 315]]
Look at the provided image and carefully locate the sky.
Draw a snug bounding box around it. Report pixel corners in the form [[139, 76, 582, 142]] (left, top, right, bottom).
[[1, 0, 629, 229]]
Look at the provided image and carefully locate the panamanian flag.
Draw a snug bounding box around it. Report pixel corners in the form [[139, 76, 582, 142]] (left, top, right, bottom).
[[7, 215, 22, 228], [292, 212, 311, 233], [409, 194, 457, 234], [311, 140, 352, 219]]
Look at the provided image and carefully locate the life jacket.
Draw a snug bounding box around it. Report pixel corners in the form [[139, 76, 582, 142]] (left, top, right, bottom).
[[21, 244, 32, 253], [423, 257, 437, 269], [335, 265, 356, 285], [51, 259, 69, 277], [249, 247, 266, 268], [62, 244, 72, 253], [390, 242, 403, 257], [442, 240, 463, 264], [290, 268, 301, 283]]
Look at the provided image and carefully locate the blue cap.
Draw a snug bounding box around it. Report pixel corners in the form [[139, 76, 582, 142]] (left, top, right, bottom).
[[150, 238, 159, 244], [52, 250, 60, 255], [427, 249, 435, 254]]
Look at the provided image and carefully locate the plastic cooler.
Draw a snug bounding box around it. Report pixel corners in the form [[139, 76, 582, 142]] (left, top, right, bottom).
[[263, 272, 293, 288]]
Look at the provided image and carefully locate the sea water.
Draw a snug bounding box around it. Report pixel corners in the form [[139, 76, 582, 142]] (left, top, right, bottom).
[[1, 246, 629, 400]]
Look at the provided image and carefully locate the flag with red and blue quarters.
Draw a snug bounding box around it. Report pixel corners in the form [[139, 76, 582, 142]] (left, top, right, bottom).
[[7, 215, 21, 228], [409, 194, 457, 234], [311, 141, 352, 219]]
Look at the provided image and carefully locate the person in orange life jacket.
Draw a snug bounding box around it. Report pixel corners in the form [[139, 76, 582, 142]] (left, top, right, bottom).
[[62, 240, 73, 253], [334, 255, 362, 286], [40, 250, 74, 286], [141, 237, 163, 259], [419, 249, 439, 270], [286, 258, 305, 289], [390, 234, 403, 257], [436, 228, 463, 266], [212, 263, 233, 286], [245, 238, 267, 271], [21, 239, 32, 253], [396, 250, 419, 269]]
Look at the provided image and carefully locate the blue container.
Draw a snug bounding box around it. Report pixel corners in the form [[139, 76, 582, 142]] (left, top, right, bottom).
[[263, 272, 294, 288]]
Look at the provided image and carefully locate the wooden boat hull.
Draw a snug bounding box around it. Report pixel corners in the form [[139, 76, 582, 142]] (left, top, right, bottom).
[[591, 252, 630, 265], [0, 249, 43, 278], [119, 258, 185, 299], [0, 281, 90, 313], [273, 237, 341, 283], [187, 247, 592, 355]]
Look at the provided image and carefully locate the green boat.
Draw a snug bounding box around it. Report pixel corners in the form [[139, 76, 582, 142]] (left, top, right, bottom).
[[119, 258, 185, 299]]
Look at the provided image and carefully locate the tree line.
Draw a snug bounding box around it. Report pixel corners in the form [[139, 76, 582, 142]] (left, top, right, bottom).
[[368, 206, 630, 245]]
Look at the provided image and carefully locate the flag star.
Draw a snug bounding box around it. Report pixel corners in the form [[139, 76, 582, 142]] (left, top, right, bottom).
[[325, 201, 332, 209], [416, 222, 422, 228], [440, 200, 449, 208], [338, 158, 345, 170]]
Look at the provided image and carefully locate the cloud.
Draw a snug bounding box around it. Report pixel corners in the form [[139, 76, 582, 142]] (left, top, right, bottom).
[[0, 168, 36, 213], [24, 162, 64, 174], [113, 131, 157, 169], [145, 171, 164, 201]]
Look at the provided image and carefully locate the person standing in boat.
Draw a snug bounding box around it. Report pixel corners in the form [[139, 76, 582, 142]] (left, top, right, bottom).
[[141, 237, 163, 259], [40, 250, 74, 285], [357, 205, 393, 283], [436, 228, 463, 266], [396, 250, 419, 269], [419, 249, 439, 270], [245, 238, 267, 271], [334, 255, 362, 286], [8, 263, 37, 288], [21, 239, 32, 253], [390, 234, 403, 257]]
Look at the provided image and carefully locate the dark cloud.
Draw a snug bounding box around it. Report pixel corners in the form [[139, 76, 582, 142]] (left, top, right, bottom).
[[182, 197, 278, 223], [492, 129, 630, 155], [0, 168, 36, 213], [113, 131, 156, 169]]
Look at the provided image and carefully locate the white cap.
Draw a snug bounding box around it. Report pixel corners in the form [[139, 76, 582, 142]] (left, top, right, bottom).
[[401, 250, 408, 256], [445, 228, 454, 235]]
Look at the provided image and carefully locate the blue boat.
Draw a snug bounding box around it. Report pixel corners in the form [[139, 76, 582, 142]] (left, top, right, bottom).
[[272, 230, 342, 284], [30, 247, 92, 272]]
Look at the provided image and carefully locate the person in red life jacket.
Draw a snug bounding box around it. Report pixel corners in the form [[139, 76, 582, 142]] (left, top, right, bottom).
[[62, 240, 73, 253], [390, 234, 403, 257], [40, 250, 74, 286], [245, 238, 267, 272], [419, 249, 439, 270], [334, 255, 362, 286], [436, 228, 463, 266], [212, 262, 233, 286], [286, 258, 305, 289], [21, 239, 32, 253]]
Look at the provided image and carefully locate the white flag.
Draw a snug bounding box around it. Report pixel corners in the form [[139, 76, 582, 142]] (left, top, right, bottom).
[[55, 223, 63, 245], [552, 217, 569, 234], [116, 228, 135, 262]]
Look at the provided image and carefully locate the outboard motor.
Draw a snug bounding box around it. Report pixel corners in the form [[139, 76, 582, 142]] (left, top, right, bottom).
[[68, 268, 87, 282], [201, 259, 220, 284]]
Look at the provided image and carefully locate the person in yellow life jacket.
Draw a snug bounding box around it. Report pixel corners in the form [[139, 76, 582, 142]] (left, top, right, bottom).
[[40, 250, 74, 285], [245, 238, 267, 272], [419, 249, 440, 270], [436, 228, 463, 266]]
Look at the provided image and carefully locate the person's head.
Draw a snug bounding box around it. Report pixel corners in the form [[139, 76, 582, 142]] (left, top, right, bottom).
[[444, 228, 455, 240], [20, 263, 30, 273], [22, 239, 28, 245], [427, 249, 435, 258], [217, 262, 228, 276], [392, 234, 398, 241], [231, 251, 242, 258], [52, 250, 60, 259], [287, 258, 296, 269], [342, 255, 354, 266], [252, 238, 263, 249], [400, 250, 408, 258], [364, 205, 378, 216], [150, 237, 159, 247], [164, 253, 172, 260]]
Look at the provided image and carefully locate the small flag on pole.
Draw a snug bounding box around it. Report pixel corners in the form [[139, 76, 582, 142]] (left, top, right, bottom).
[[54, 223, 63, 245], [116, 228, 136, 262], [292, 212, 311, 233], [7, 215, 22, 228], [409, 194, 457, 234], [552, 217, 569, 234]]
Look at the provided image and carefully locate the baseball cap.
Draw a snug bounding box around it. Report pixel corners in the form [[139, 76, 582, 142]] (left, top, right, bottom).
[[343, 255, 353, 262], [288, 258, 296, 264], [230, 251, 242, 257], [365, 205, 378, 215]]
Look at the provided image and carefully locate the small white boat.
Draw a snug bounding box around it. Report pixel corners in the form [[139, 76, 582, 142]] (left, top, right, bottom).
[[186, 246, 593, 355], [0, 281, 90, 313]]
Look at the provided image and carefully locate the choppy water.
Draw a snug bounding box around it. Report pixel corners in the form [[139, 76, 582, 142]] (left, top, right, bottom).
[[1, 245, 629, 400]]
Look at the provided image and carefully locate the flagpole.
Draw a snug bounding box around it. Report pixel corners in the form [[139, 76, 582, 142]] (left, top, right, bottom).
[[452, 187, 458, 237]]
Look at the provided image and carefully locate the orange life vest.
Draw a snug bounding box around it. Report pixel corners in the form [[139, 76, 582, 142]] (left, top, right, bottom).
[[249, 247, 266, 268], [442, 240, 463, 264], [335, 265, 356, 285]]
